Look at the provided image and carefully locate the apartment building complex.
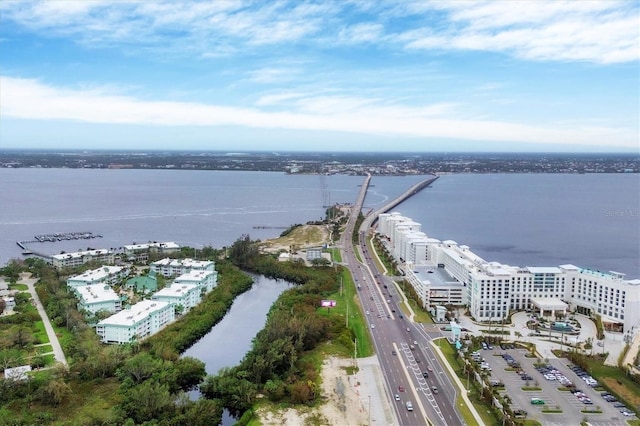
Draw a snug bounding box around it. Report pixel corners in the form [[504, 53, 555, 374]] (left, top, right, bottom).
[[378, 212, 640, 333], [123, 242, 180, 262], [66, 266, 127, 289], [51, 249, 115, 270], [96, 300, 174, 344], [151, 283, 201, 313], [150, 257, 215, 277], [74, 284, 122, 315]]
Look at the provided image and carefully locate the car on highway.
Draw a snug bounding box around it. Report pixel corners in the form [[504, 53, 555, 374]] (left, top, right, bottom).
[[422, 371, 429, 378], [392, 350, 397, 356], [406, 401, 413, 411], [398, 386, 405, 392], [431, 386, 438, 394], [370, 324, 375, 329], [395, 394, 400, 401], [406, 327, 411, 332], [427, 366, 433, 372]]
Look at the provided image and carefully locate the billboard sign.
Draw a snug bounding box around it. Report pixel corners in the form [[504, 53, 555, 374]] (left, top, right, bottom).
[[321, 300, 337, 307]]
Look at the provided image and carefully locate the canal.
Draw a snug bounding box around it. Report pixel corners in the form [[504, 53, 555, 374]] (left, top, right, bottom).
[[183, 274, 292, 424]]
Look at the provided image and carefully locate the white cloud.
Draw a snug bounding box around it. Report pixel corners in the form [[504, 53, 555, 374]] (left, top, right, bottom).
[[2, 76, 636, 149], [1, 1, 635, 63], [402, 1, 639, 63]]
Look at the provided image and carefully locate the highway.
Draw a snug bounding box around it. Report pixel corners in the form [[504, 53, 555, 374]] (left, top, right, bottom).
[[340, 174, 464, 426]]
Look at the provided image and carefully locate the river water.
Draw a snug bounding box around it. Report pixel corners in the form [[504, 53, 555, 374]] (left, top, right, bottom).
[[0, 169, 636, 276]]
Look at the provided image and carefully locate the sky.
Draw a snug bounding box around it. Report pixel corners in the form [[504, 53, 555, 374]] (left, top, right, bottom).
[[0, 0, 638, 153]]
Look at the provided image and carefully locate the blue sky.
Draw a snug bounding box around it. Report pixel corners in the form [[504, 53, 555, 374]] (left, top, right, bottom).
[[0, 0, 638, 152]]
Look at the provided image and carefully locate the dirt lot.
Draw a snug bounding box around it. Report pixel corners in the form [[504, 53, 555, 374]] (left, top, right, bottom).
[[260, 224, 330, 254], [256, 356, 369, 426]]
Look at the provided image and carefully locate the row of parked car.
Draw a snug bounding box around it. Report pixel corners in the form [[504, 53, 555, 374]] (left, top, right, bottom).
[[535, 364, 573, 387], [600, 392, 635, 416], [568, 364, 598, 387]]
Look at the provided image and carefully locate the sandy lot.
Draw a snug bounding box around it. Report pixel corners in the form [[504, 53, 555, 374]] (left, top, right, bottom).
[[257, 357, 369, 426]]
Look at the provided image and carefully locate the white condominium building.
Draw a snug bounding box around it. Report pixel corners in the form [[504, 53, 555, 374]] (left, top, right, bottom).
[[150, 257, 216, 277], [96, 300, 174, 344], [174, 270, 217, 294], [67, 266, 127, 289], [123, 242, 180, 256], [51, 249, 115, 270], [75, 284, 122, 315], [152, 283, 201, 313], [378, 212, 640, 333]]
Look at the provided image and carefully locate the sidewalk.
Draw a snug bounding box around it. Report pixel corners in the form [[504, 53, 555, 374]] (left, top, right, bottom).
[[18, 273, 67, 366]]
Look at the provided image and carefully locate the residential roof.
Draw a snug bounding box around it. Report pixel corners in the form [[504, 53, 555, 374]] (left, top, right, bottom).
[[97, 300, 170, 327], [126, 275, 158, 293], [76, 284, 120, 304], [153, 283, 198, 298]]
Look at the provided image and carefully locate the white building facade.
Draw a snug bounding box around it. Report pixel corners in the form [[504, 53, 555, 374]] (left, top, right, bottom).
[[150, 258, 216, 277], [173, 270, 217, 294], [67, 266, 127, 289], [75, 284, 122, 315], [96, 300, 174, 344], [52, 249, 115, 270], [378, 212, 640, 332], [151, 283, 201, 313]]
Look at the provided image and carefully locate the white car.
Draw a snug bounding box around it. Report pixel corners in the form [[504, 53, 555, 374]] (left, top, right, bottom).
[[395, 394, 400, 401]]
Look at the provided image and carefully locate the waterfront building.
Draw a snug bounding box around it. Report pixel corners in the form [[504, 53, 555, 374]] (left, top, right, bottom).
[[66, 266, 127, 289], [377, 212, 640, 332], [123, 242, 180, 262], [96, 300, 174, 344], [75, 284, 122, 315], [52, 249, 115, 270], [173, 270, 217, 294], [151, 283, 201, 313], [150, 257, 215, 277]]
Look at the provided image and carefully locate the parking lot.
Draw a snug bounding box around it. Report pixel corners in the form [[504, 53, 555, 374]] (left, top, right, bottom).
[[478, 345, 635, 425]]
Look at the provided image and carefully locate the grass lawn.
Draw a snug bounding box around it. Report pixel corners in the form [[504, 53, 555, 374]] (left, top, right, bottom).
[[579, 358, 640, 410], [317, 269, 374, 358], [10, 283, 28, 291], [438, 339, 496, 425], [33, 320, 50, 344], [325, 247, 342, 263], [521, 386, 542, 391]]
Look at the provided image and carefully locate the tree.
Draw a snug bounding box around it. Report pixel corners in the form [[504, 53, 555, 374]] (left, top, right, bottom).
[[117, 352, 165, 385], [0, 298, 5, 315], [119, 380, 173, 423], [171, 357, 206, 392], [228, 234, 259, 268], [38, 379, 72, 406], [311, 257, 331, 266]]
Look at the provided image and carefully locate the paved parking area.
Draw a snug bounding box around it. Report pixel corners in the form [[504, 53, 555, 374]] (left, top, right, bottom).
[[479, 346, 633, 425]]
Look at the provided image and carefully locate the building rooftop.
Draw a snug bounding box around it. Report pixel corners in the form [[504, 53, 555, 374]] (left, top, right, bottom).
[[525, 267, 563, 274], [98, 300, 170, 327], [153, 283, 198, 298], [52, 249, 112, 260], [125, 275, 158, 293], [68, 266, 124, 283], [175, 270, 214, 282], [76, 284, 120, 304], [411, 264, 462, 288], [124, 242, 179, 251]]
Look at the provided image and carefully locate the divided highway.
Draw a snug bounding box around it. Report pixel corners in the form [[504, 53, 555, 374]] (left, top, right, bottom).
[[340, 175, 464, 426]]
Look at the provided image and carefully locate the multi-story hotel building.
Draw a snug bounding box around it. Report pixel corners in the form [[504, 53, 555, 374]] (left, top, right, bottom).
[[150, 258, 216, 277], [51, 249, 115, 270], [96, 300, 174, 344], [378, 212, 640, 333], [75, 284, 122, 315], [66, 266, 127, 289]]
